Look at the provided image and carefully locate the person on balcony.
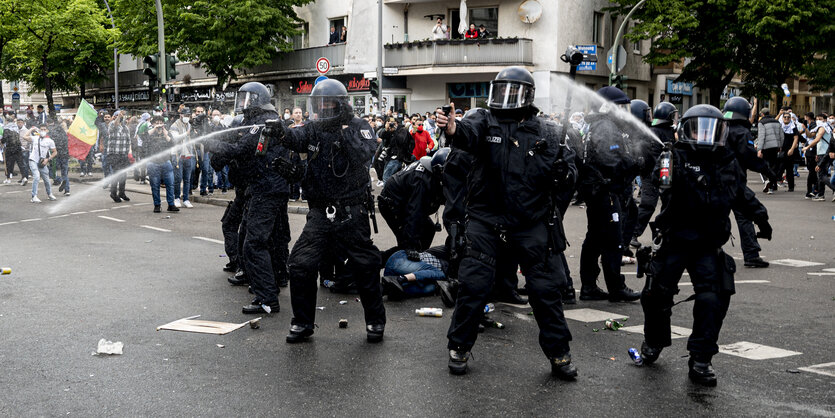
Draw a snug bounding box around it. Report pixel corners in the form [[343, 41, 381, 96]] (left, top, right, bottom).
[[432, 18, 448, 40], [478, 24, 492, 39], [464, 23, 479, 39], [328, 25, 339, 45]]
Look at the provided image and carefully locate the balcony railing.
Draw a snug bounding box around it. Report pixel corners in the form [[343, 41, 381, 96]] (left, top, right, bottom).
[[249, 43, 345, 75], [384, 38, 532, 69]]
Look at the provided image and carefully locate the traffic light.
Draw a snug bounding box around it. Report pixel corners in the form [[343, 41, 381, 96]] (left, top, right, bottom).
[[369, 78, 379, 98], [165, 54, 179, 81], [143, 54, 160, 80], [609, 74, 628, 89]]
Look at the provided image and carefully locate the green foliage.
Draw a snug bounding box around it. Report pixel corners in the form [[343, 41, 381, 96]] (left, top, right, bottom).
[[608, 0, 835, 104], [113, 0, 312, 88]]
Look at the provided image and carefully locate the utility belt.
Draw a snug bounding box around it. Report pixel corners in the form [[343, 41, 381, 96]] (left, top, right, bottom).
[[308, 196, 367, 209]]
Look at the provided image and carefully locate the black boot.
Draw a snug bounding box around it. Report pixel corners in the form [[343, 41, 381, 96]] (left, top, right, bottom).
[[242, 300, 279, 314], [286, 324, 314, 343], [640, 341, 663, 364], [608, 285, 641, 302], [437, 280, 457, 308], [167, 205, 179, 212], [118, 193, 130, 202], [561, 287, 577, 305], [549, 353, 578, 380], [688, 357, 717, 386], [448, 349, 470, 375], [227, 270, 249, 286], [366, 324, 385, 343], [381, 275, 406, 301], [153, 205, 161, 213], [223, 261, 238, 272], [494, 289, 528, 305], [110, 193, 122, 203], [579, 286, 609, 301], [744, 257, 769, 268]]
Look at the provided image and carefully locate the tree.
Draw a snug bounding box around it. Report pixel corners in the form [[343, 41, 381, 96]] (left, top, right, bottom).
[[113, 0, 312, 90], [608, 0, 834, 106], [0, 1, 22, 109], [8, 0, 116, 117]]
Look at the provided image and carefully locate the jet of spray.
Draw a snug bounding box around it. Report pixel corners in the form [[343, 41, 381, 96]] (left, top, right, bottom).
[[47, 125, 260, 214]]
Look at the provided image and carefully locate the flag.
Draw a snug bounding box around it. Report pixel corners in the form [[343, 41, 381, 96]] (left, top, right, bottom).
[[68, 99, 98, 159]]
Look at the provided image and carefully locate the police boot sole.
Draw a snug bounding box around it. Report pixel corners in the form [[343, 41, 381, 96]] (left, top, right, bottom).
[[551, 364, 578, 380], [448, 361, 468, 375], [286, 329, 314, 343], [367, 333, 384, 343], [688, 371, 717, 387]]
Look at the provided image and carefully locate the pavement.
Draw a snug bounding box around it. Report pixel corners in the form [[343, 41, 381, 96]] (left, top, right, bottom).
[[0, 172, 834, 416]]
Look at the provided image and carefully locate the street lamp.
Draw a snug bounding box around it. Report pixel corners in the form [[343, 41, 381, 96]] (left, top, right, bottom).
[[610, 0, 646, 86], [101, 0, 118, 109]]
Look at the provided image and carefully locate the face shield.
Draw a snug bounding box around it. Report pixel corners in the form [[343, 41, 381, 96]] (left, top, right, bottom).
[[234, 91, 260, 114], [308, 96, 347, 121], [679, 116, 728, 148], [487, 81, 535, 110]]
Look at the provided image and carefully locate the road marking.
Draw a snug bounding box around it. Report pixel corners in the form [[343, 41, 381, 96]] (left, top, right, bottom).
[[89, 209, 109, 213], [496, 302, 531, 310], [508, 312, 534, 322], [111, 205, 132, 209], [0, 221, 19, 226], [769, 259, 825, 268], [822, 268, 835, 273], [798, 362, 835, 378], [98, 216, 125, 223], [132, 203, 151, 206], [192, 236, 224, 244], [48, 214, 70, 219], [563, 308, 628, 323], [141, 225, 171, 232], [5, 190, 22, 194], [679, 280, 770, 286], [624, 271, 689, 276], [20, 218, 42, 222], [70, 211, 88, 215], [621, 325, 692, 340], [718, 341, 802, 360], [807, 272, 835, 276]]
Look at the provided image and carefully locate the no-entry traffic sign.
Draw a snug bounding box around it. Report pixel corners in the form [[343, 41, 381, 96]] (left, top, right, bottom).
[[316, 57, 330, 74]]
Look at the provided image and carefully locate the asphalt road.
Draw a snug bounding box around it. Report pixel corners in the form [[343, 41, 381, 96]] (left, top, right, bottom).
[[0, 176, 833, 417]]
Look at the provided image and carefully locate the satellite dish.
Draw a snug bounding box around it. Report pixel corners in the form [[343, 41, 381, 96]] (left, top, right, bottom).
[[518, 0, 542, 24]]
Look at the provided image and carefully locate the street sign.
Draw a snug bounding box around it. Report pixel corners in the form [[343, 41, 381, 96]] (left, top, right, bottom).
[[316, 57, 330, 74], [606, 45, 627, 73], [314, 76, 328, 85], [576, 45, 597, 71], [383, 67, 399, 75], [11, 92, 20, 110], [11, 81, 19, 92]]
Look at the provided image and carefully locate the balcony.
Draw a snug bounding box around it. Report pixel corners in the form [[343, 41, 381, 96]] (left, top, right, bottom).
[[248, 43, 346, 77], [384, 38, 532, 73]]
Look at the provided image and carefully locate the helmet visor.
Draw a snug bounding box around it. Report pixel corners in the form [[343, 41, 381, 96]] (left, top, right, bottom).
[[234, 92, 259, 114], [308, 96, 345, 121], [679, 117, 728, 147], [487, 81, 535, 109]]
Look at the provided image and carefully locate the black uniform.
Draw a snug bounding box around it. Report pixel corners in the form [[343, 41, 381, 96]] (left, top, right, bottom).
[[726, 122, 771, 262], [446, 108, 574, 359], [642, 146, 768, 360], [281, 117, 385, 330], [215, 108, 291, 308], [633, 125, 675, 240], [578, 113, 641, 297], [378, 160, 443, 252]]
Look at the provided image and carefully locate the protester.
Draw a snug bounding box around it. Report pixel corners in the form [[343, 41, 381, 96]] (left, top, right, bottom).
[[27, 123, 57, 202]]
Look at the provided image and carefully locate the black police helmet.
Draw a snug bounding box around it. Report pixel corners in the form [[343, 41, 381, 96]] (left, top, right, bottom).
[[652, 102, 678, 126], [597, 86, 630, 105], [630, 99, 652, 126], [722, 96, 751, 122], [677, 104, 728, 150], [431, 147, 451, 171], [488, 66, 535, 110], [309, 79, 352, 123], [235, 82, 273, 114]]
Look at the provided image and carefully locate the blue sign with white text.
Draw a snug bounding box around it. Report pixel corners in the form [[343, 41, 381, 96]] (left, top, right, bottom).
[[576, 45, 597, 71], [666, 80, 693, 96]]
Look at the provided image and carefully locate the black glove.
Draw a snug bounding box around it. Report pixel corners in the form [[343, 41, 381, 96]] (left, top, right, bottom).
[[271, 156, 304, 183], [755, 220, 772, 240], [406, 249, 421, 262], [263, 119, 286, 143]]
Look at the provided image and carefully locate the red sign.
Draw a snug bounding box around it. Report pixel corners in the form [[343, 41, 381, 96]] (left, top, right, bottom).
[[316, 57, 330, 74], [295, 80, 314, 94], [346, 76, 370, 92], [291, 75, 371, 95]]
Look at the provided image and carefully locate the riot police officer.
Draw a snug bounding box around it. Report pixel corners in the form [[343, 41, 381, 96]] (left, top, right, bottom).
[[723, 97, 771, 268], [378, 148, 449, 258], [435, 66, 577, 379], [211, 82, 292, 314], [632, 101, 678, 247], [577, 86, 642, 302], [639, 104, 772, 386], [262, 79, 386, 343]]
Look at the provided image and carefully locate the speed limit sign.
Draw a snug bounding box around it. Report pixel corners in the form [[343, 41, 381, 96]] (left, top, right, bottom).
[[316, 57, 330, 74]]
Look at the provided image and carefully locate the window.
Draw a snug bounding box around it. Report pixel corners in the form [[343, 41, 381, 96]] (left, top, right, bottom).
[[469, 7, 498, 37], [631, 24, 640, 54], [329, 17, 346, 44], [592, 12, 604, 45], [291, 22, 309, 49]]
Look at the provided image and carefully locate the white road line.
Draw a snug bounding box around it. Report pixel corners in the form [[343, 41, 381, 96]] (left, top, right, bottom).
[[624, 271, 689, 276], [718, 341, 802, 360], [0, 221, 19, 226], [5, 190, 22, 194], [679, 280, 770, 286], [141, 225, 171, 232], [89, 209, 109, 213], [98, 216, 125, 223], [822, 268, 835, 273], [769, 259, 825, 267], [48, 214, 70, 219], [563, 308, 628, 323], [132, 203, 151, 206], [798, 362, 835, 378], [807, 272, 835, 276], [111, 205, 132, 209], [192, 236, 224, 244], [20, 218, 42, 222], [70, 211, 88, 215], [621, 325, 692, 340]]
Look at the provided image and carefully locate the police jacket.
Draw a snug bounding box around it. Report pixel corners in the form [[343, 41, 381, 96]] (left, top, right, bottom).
[[579, 113, 641, 195], [447, 107, 568, 229], [379, 161, 443, 250], [282, 116, 377, 205], [726, 122, 771, 176], [441, 147, 473, 225], [215, 109, 288, 194], [654, 145, 768, 249]]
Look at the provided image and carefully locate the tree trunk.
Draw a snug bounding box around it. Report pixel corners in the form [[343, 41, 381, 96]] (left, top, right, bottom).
[[80, 83, 86, 100], [0, 44, 4, 109], [44, 63, 55, 119]]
